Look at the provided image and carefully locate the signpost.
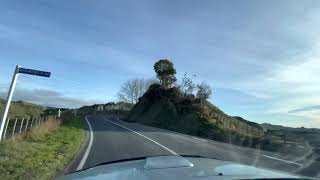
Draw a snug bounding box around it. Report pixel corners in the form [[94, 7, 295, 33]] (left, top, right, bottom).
[[0, 65, 51, 140], [18, 67, 51, 77]]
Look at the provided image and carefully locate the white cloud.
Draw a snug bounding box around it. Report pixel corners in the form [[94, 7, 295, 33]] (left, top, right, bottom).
[[230, 42, 320, 127]]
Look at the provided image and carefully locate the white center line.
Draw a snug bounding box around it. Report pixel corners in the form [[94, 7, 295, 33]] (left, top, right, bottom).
[[104, 118, 178, 155], [76, 116, 94, 171], [262, 155, 303, 167]]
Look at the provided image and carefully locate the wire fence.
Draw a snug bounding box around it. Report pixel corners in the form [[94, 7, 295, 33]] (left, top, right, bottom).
[[2, 116, 58, 139]]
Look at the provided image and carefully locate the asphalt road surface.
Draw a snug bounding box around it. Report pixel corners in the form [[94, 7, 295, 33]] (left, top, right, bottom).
[[67, 115, 309, 176]]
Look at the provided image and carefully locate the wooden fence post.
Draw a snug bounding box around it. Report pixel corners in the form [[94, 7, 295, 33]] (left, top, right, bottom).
[[3, 118, 10, 139], [19, 118, 24, 134], [36, 117, 39, 126], [24, 118, 29, 133], [31, 117, 34, 128], [12, 118, 18, 136]]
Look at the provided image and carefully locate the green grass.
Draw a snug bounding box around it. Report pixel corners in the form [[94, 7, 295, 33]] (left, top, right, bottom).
[[0, 100, 46, 118], [0, 115, 86, 180]]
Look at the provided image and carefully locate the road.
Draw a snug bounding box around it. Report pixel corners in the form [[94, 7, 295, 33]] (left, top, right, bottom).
[[67, 115, 306, 176]]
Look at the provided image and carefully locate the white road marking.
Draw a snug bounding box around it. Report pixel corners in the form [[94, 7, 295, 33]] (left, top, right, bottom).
[[263, 155, 303, 167], [105, 118, 178, 155], [192, 137, 207, 142], [76, 116, 94, 171]]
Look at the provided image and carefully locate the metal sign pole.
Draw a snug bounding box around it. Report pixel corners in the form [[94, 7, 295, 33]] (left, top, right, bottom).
[[0, 65, 50, 141], [0, 65, 19, 140]]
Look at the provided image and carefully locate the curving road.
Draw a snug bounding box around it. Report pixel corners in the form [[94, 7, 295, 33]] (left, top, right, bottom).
[[67, 115, 306, 176]]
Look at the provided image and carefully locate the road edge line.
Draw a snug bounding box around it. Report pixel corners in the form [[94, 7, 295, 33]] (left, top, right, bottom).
[[192, 137, 208, 142], [262, 155, 303, 167], [76, 116, 94, 171], [105, 118, 178, 155]]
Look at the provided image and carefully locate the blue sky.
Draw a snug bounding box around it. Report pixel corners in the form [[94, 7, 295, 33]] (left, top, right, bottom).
[[1, 0, 320, 128]]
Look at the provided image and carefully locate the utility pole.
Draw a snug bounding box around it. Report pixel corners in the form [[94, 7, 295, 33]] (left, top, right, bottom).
[[0, 65, 51, 141]]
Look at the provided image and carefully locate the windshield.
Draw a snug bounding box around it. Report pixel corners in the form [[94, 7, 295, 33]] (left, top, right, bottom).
[[0, 0, 319, 179]]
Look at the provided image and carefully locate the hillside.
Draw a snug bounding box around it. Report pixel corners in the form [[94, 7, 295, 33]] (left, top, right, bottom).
[[127, 84, 264, 147], [261, 123, 320, 133], [0, 99, 46, 118]]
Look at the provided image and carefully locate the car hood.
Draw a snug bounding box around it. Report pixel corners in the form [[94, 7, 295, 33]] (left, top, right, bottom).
[[60, 155, 308, 180]]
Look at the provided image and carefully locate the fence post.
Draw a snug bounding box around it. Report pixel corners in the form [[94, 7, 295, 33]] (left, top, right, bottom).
[[31, 117, 34, 128], [24, 118, 29, 133], [12, 118, 18, 136], [36, 117, 39, 126], [19, 118, 24, 134], [3, 118, 10, 139]]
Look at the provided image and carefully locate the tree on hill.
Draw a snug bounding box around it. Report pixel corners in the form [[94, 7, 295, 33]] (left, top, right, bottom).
[[179, 73, 196, 96], [117, 78, 156, 104], [196, 82, 212, 109], [154, 59, 177, 89]]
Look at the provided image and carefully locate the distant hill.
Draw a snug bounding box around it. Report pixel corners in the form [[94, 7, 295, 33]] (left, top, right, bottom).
[[261, 123, 320, 133], [127, 84, 264, 147], [0, 99, 46, 118]]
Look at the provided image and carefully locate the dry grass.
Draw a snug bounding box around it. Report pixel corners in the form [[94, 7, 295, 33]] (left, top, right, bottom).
[[26, 116, 61, 141]]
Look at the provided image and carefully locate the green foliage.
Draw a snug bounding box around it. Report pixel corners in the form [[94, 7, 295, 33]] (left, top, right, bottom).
[[179, 73, 196, 95], [0, 113, 85, 180], [196, 82, 212, 100], [153, 59, 177, 89], [196, 82, 212, 109]]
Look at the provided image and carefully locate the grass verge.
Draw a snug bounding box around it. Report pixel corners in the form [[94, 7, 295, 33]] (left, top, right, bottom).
[[0, 114, 86, 180]]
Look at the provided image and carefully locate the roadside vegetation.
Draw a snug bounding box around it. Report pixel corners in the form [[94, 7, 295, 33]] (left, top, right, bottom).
[[0, 111, 85, 180]]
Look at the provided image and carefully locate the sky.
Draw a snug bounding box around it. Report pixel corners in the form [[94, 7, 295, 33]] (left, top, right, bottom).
[[0, 0, 320, 128]]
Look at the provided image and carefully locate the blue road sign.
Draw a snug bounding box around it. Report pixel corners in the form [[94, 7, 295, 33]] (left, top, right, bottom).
[[18, 67, 51, 77]]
